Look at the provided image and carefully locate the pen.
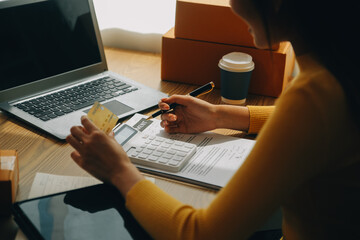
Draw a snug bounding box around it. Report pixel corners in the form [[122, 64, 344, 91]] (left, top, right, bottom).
[[146, 82, 215, 120]]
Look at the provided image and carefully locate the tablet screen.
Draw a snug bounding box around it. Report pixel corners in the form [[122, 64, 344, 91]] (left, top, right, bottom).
[[12, 184, 152, 240]]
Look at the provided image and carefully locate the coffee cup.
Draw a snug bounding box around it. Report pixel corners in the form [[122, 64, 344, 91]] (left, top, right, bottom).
[[218, 52, 255, 105]]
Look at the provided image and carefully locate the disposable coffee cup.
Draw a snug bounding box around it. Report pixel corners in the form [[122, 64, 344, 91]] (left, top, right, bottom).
[[218, 52, 255, 105]]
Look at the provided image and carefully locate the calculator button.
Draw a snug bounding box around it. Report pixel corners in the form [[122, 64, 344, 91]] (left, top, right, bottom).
[[157, 147, 166, 153], [142, 149, 153, 155], [158, 157, 169, 164], [151, 141, 161, 147], [146, 145, 156, 151], [173, 156, 184, 161], [184, 143, 194, 149], [147, 155, 158, 161], [166, 150, 176, 155], [152, 151, 163, 157], [162, 153, 172, 159], [170, 146, 188, 152], [162, 143, 171, 148], [174, 142, 184, 146], [155, 137, 165, 142], [127, 148, 138, 157], [138, 154, 149, 159], [169, 160, 181, 166], [130, 153, 139, 158], [176, 152, 187, 157]]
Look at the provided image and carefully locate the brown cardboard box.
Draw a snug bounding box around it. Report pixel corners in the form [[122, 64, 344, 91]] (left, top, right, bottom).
[[0, 150, 19, 216], [161, 28, 295, 97], [175, 0, 279, 49]]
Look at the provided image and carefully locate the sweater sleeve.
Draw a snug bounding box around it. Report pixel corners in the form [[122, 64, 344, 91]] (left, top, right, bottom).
[[126, 180, 209, 239], [247, 106, 275, 134]]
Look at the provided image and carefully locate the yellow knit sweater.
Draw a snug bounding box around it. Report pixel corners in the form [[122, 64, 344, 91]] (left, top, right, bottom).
[[126, 55, 360, 240]]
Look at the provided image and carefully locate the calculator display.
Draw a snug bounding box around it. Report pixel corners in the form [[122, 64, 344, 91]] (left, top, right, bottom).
[[114, 125, 138, 146]]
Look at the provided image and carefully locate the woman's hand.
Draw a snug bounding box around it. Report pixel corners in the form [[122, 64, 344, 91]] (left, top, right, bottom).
[[159, 95, 218, 134], [159, 95, 251, 133], [66, 116, 144, 196]]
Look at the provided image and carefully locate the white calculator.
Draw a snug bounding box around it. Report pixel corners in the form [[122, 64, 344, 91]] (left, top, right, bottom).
[[114, 124, 197, 172]]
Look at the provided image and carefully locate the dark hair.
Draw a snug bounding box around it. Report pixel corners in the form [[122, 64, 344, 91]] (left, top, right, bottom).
[[253, 0, 360, 127]]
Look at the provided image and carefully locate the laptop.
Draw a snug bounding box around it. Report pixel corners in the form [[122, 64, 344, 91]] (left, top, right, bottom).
[[0, 0, 167, 140], [12, 184, 153, 240]]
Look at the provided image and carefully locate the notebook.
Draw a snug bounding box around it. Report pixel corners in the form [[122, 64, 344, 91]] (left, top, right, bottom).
[[0, 0, 167, 140], [12, 184, 153, 240]]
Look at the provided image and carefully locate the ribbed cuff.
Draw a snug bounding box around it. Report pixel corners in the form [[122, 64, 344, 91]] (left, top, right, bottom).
[[247, 106, 275, 134]]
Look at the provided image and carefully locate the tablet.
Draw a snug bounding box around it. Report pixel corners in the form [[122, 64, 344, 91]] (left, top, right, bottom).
[[11, 184, 153, 240]]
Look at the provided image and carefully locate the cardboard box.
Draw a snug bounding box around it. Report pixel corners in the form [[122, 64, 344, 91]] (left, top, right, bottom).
[[175, 0, 279, 49], [161, 28, 295, 97], [0, 150, 19, 216]]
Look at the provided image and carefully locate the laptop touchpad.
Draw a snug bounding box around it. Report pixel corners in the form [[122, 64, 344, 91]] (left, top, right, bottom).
[[84, 100, 134, 116]]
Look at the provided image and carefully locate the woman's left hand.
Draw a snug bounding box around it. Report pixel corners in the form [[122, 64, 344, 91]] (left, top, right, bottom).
[[66, 116, 144, 196]]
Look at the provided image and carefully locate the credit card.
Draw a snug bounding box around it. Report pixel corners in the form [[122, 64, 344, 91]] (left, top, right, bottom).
[[87, 102, 119, 134]]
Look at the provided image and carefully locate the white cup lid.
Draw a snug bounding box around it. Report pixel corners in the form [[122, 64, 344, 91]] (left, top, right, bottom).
[[218, 52, 255, 72]]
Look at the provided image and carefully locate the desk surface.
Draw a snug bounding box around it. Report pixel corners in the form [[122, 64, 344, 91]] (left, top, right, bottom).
[[0, 47, 276, 240]]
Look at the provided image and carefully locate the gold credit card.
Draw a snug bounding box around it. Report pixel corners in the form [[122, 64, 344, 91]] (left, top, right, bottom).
[[87, 102, 119, 134]]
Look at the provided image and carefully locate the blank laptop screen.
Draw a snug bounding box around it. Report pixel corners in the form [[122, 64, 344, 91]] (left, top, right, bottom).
[[0, 0, 102, 91]]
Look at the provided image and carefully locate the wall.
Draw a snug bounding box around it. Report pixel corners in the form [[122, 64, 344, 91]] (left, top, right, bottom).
[[93, 0, 176, 53]]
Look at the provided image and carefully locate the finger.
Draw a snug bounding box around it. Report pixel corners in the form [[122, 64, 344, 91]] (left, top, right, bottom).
[[70, 151, 81, 161], [164, 95, 194, 106], [81, 116, 98, 132], [158, 101, 170, 110], [160, 120, 171, 128], [160, 113, 177, 122], [70, 151, 83, 166], [108, 131, 115, 138], [70, 126, 86, 142], [66, 134, 83, 151], [160, 120, 165, 128]]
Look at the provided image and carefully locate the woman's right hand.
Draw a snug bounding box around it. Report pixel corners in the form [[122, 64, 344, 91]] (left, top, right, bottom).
[[159, 95, 218, 134]]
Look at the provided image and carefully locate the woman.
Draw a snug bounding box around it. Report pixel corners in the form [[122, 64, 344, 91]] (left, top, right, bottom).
[[66, 0, 360, 239]]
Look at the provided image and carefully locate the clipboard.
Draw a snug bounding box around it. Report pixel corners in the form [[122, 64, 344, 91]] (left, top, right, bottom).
[[11, 184, 152, 240]]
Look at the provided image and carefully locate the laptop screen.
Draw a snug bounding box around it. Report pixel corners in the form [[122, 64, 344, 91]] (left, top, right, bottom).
[[0, 0, 102, 91]]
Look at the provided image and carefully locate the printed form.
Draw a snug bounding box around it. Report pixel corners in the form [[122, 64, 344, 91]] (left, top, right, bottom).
[[125, 114, 256, 189], [29, 173, 155, 199]]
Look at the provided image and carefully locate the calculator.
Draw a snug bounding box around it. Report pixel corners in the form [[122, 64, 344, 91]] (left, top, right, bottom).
[[114, 124, 197, 172]]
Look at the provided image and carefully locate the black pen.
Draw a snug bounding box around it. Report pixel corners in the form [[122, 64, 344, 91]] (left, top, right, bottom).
[[146, 82, 215, 120]]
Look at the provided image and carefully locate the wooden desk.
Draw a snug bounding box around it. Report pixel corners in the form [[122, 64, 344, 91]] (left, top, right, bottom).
[[0, 47, 276, 240]]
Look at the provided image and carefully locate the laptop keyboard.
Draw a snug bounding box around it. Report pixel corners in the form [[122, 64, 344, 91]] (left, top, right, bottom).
[[14, 76, 138, 121]]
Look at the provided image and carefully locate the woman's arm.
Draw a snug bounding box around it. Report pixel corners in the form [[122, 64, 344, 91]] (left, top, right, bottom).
[[159, 95, 274, 134], [214, 105, 275, 133]]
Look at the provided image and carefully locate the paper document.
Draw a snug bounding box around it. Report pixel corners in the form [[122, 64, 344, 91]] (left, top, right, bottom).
[[29, 173, 102, 199], [29, 172, 155, 199], [124, 114, 256, 190]]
